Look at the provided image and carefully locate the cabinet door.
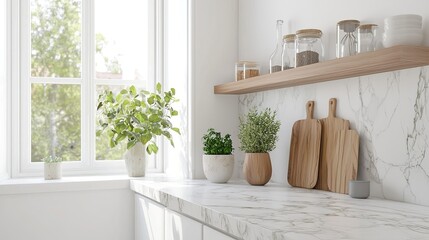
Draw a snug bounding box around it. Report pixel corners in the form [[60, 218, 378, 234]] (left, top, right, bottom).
[[135, 194, 165, 240], [203, 226, 235, 240], [165, 209, 202, 240]]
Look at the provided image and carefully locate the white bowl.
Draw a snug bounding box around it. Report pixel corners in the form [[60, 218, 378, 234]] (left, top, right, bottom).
[[385, 14, 423, 24], [384, 22, 422, 30], [384, 28, 423, 36], [383, 33, 423, 47]]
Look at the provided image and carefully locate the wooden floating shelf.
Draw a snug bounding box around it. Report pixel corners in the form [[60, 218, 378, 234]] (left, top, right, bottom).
[[214, 45, 429, 95]]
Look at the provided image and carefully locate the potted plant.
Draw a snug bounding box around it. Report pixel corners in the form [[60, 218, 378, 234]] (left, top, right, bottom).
[[42, 156, 63, 180], [238, 108, 281, 186], [202, 128, 234, 183], [97, 83, 180, 177]]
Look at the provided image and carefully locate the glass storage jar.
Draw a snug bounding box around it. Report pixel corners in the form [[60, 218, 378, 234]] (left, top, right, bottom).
[[357, 24, 378, 53], [336, 19, 360, 58], [281, 34, 296, 70], [269, 20, 284, 73], [235, 61, 260, 81], [295, 29, 324, 67]]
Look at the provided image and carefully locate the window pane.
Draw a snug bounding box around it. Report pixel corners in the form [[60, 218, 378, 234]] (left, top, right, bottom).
[[31, 84, 81, 162], [95, 85, 127, 160], [95, 0, 150, 81], [31, 0, 82, 78]]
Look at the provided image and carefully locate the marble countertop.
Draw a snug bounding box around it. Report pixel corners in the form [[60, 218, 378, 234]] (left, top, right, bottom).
[[130, 178, 429, 240]]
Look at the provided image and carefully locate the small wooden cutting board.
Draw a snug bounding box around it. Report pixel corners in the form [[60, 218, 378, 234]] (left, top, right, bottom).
[[315, 98, 350, 191], [288, 101, 322, 189], [328, 130, 359, 194]]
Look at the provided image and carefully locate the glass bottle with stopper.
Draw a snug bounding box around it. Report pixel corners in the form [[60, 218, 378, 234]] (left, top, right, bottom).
[[269, 20, 284, 73]]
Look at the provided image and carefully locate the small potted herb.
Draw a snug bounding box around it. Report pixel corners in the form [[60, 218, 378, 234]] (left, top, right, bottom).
[[202, 128, 234, 183], [42, 156, 63, 180], [239, 108, 281, 186]]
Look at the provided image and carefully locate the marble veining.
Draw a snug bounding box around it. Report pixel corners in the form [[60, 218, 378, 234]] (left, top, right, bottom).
[[238, 66, 429, 206], [131, 178, 429, 240]]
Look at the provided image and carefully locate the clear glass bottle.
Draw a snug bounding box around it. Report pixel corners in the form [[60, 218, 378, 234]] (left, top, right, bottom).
[[269, 20, 284, 73], [336, 20, 360, 58], [281, 34, 295, 70], [357, 24, 378, 53], [295, 29, 324, 67]]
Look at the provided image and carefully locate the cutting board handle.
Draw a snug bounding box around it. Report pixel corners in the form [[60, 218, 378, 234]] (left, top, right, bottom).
[[306, 101, 315, 119], [329, 98, 337, 118]]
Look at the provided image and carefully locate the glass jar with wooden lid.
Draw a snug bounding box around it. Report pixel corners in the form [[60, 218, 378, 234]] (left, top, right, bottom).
[[357, 24, 378, 53], [282, 34, 296, 70], [235, 61, 260, 81], [295, 29, 324, 67]]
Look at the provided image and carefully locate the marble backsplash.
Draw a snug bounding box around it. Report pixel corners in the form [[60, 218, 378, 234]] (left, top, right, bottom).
[[237, 66, 429, 206]]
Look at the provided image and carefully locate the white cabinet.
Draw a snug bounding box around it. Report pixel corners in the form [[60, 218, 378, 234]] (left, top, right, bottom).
[[135, 194, 165, 240], [135, 194, 236, 240], [203, 226, 235, 240], [165, 208, 203, 240]]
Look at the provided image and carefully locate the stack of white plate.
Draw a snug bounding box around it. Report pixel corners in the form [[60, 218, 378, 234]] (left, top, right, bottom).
[[383, 14, 423, 47]]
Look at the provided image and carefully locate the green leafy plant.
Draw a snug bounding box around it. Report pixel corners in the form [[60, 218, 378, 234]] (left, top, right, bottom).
[[202, 128, 234, 155], [41, 155, 63, 163], [238, 108, 281, 153], [96, 83, 181, 155]]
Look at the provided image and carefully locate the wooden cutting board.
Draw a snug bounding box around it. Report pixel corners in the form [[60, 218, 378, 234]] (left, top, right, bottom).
[[315, 98, 350, 191], [328, 130, 359, 194], [288, 101, 322, 189]]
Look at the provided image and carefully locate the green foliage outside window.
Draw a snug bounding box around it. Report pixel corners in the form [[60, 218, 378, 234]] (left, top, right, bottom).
[[30, 0, 130, 162]]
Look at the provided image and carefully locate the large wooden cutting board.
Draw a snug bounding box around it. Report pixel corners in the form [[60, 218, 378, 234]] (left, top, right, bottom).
[[288, 101, 321, 189], [328, 130, 359, 194], [315, 98, 350, 191]]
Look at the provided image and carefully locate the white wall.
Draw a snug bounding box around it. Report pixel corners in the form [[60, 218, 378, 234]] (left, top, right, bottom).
[[0, 0, 8, 180], [0, 189, 134, 240], [192, 0, 239, 178], [237, 0, 429, 206]]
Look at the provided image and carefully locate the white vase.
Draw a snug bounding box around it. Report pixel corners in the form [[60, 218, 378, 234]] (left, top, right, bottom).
[[124, 142, 146, 177], [202, 154, 234, 183], [44, 162, 62, 180]]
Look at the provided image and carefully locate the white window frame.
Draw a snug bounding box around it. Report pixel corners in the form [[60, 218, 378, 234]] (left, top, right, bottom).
[[10, 0, 165, 177]]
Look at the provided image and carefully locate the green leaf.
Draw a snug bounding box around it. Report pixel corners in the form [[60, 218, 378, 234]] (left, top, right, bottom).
[[116, 93, 123, 102], [172, 127, 181, 135], [153, 127, 162, 135], [147, 96, 154, 105], [97, 102, 103, 110], [171, 110, 178, 116], [140, 134, 152, 145], [149, 114, 161, 122], [109, 138, 116, 148], [127, 140, 137, 149], [135, 112, 148, 122], [116, 134, 126, 143], [106, 92, 114, 103], [129, 86, 137, 95], [120, 89, 128, 94], [162, 131, 172, 139], [171, 88, 176, 95], [147, 143, 159, 154], [156, 82, 162, 93], [96, 129, 103, 137]]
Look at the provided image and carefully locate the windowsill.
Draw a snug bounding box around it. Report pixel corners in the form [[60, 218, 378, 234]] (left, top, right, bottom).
[[0, 174, 165, 195]]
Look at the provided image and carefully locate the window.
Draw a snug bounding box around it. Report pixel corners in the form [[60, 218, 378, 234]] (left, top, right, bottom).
[[13, 0, 163, 176]]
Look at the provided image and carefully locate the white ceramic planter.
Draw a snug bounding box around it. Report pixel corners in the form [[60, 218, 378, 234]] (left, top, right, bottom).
[[44, 162, 62, 180], [202, 154, 234, 183], [124, 142, 146, 177]]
